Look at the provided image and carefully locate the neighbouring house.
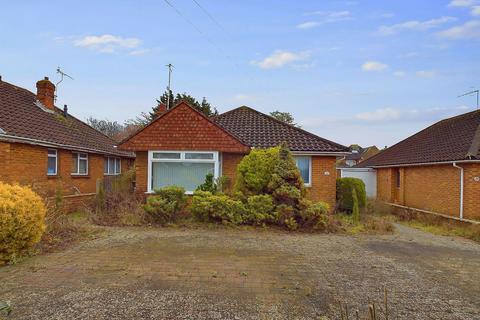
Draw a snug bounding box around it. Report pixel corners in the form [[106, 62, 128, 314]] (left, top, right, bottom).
[[0, 76, 134, 210], [120, 102, 349, 209], [357, 110, 480, 221], [337, 145, 380, 197]]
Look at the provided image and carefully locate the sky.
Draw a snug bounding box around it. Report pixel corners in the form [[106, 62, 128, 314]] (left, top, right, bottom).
[[1, 0, 480, 148]]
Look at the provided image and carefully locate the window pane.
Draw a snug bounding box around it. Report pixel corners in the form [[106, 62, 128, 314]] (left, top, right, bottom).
[[115, 158, 121, 174], [108, 157, 115, 174], [48, 149, 57, 156], [79, 159, 87, 174], [295, 156, 310, 184], [72, 154, 78, 173], [152, 162, 214, 192], [185, 153, 214, 160], [153, 152, 181, 159], [104, 158, 109, 174], [79, 153, 88, 159], [47, 157, 56, 175]]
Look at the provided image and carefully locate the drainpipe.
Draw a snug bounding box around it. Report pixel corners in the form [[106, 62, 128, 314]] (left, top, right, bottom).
[[452, 162, 464, 220]]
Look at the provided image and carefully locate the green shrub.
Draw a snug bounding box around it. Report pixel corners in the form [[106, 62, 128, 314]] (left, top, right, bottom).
[[244, 194, 276, 225], [197, 173, 217, 193], [0, 183, 46, 264], [235, 146, 281, 195], [336, 177, 367, 211], [298, 200, 330, 230], [352, 188, 360, 224], [191, 191, 246, 225], [275, 204, 297, 230], [144, 186, 187, 224]]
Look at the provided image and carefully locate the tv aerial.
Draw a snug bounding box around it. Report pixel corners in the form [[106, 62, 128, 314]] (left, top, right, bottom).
[[458, 88, 479, 110], [55, 67, 74, 102]]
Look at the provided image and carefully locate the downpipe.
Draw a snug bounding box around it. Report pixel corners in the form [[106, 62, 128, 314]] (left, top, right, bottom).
[[452, 162, 464, 220]]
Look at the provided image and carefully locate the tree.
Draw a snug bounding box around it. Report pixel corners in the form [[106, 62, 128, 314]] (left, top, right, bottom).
[[150, 90, 218, 120], [269, 110, 299, 127], [86, 117, 125, 141]]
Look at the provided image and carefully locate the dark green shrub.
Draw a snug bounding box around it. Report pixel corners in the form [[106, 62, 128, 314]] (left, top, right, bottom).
[[352, 188, 360, 224], [196, 173, 231, 194], [144, 186, 187, 224], [191, 191, 246, 225], [244, 194, 276, 225], [336, 177, 367, 211]]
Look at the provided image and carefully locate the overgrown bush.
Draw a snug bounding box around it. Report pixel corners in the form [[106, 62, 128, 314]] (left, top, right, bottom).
[[144, 186, 187, 224], [298, 200, 331, 230], [0, 183, 46, 265], [244, 194, 276, 225], [336, 177, 367, 211], [92, 169, 146, 226], [235, 146, 281, 195], [352, 189, 360, 224], [191, 191, 246, 225]]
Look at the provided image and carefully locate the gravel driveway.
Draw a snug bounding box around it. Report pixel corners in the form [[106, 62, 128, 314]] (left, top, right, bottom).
[[0, 224, 479, 319]]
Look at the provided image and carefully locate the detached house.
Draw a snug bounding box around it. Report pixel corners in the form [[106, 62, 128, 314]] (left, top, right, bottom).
[[120, 102, 348, 209], [0, 76, 134, 209], [359, 110, 480, 221]]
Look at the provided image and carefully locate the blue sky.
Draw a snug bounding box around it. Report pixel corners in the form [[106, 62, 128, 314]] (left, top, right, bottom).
[[1, 0, 479, 147]]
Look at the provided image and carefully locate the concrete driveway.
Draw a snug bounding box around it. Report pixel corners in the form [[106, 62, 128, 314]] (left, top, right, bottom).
[[0, 224, 479, 319]]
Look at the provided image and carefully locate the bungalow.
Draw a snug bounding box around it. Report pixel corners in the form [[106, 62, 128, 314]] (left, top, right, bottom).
[[358, 109, 480, 221], [120, 102, 349, 209], [0, 76, 134, 209]]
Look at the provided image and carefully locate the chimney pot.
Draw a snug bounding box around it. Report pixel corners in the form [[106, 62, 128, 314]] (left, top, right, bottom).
[[63, 104, 68, 117], [36, 77, 55, 110]]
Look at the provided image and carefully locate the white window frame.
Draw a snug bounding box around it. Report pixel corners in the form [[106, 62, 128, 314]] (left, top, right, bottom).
[[147, 151, 219, 194], [72, 152, 89, 176], [104, 157, 121, 176], [293, 155, 312, 187], [47, 149, 58, 176]]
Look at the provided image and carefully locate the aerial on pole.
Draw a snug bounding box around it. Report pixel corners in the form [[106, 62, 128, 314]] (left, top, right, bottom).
[[166, 63, 174, 109], [458, 88, 479, 110]]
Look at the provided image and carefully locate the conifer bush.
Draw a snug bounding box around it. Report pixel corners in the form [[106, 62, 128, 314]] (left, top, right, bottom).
[[144, 186, 187, 224], [191, 191, 246, 225], [0, 183, 46, 264], [336, 177, 367, 211]]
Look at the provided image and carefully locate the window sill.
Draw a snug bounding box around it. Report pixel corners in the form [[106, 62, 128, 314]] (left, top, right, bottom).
[[71, 174, 90, 178], [104, 174, 121, 176], [47, 174, 58, 179]]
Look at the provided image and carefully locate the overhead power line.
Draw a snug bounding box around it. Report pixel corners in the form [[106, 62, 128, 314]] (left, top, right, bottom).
[[191, 0, 226, 32]]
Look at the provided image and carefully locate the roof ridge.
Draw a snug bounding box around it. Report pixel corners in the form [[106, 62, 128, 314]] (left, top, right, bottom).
[[218, 105, 348, 151]]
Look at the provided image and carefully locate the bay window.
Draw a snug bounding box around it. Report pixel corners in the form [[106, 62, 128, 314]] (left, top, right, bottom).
[[72, 152, 88, 175], [104, 157, 121, 175], [47, 149, 57, 176], [294, 156, 311, 186], [148, 151, 219, 194]]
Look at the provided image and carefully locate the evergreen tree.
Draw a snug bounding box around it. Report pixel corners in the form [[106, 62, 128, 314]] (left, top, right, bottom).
[[149, 90, 218, 120], [269, 110, 300, 127]]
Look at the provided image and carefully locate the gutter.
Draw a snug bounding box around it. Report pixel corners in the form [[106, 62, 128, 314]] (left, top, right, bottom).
[[369, 159, 480, 169], [0, 134, 134, 158], [291, 151, 350, 156], [452, 162, 464, 220]]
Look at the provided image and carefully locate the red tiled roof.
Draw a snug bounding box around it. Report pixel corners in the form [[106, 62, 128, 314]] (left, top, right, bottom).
[[213, 106, 348, 153], [0, 79, 133, 157], [358, 110, 480, 167]]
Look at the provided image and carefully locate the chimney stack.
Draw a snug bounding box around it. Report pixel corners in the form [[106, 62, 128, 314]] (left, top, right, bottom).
[[155, 103, 168, 118], [36, 77, 55, 110]]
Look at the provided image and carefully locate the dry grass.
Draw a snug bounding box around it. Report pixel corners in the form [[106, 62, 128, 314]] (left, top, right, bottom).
[[37, 210, 102, 254]]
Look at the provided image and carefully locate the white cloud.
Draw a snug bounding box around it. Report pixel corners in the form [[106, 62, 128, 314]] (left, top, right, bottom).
[[74, 34, 142, 53], [128, 48, 150, 56], [393, 71, 406, 77], [301, 10, 352, 25], [377, 17, 456, 36], [361, 61, 388, 72], [416, 70, 437, 78], [251, 50, 311, 69], [448, 0, 478, 7], [297, 21, 320, 29], [472, 6, 480, 15], [438, 20, 480, 39]]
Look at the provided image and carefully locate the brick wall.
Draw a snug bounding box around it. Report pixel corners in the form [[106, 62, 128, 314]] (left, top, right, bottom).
[[306, 156, 337, 210], [221, 152, 244, 192], [135, 151, 148, 194], [376, 164, 480, 220], [0, 142, 131, 211]]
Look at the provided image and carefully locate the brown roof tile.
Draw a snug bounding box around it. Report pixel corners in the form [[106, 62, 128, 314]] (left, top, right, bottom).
[[0, 79, 133, 157], [213, 106, 348, 153], [359, 110, 480, 167]]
